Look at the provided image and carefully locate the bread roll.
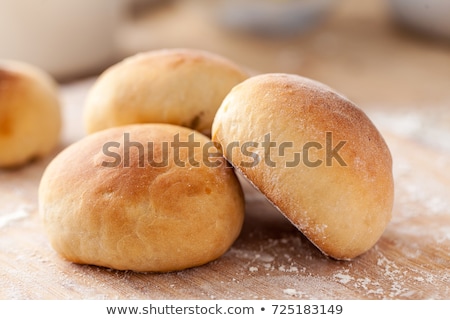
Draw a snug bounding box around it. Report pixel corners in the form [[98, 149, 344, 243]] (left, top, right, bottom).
[[83, 48, 249, 136], [212, 73, 394, 260], [39, 123, 245, 272], [0, 60, 61, 167]]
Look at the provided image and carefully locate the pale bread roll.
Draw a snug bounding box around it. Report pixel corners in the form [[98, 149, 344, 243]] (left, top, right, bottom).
[[39, 124, 245, 272], [84, 48, 249, 136], [212, 73, 394, 260], [0, 60, 61, 167]]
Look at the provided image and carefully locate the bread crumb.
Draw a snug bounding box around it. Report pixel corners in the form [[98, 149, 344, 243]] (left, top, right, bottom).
[[283, 288, 298, 296], [255, 252, 274, 262]]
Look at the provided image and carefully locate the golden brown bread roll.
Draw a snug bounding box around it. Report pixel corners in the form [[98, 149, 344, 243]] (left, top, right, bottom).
[[0, 60, 61, 167], [83, 48, 249, 136], [212, 73, 394, 260], [39, 123, 245, 272]]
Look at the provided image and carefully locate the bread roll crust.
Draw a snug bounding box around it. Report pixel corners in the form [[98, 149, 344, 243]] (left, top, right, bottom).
[[0, 60, 61, 167], [212, 73, 394, 260], [39, 124, 245, 272], [84, 49, 248, 136]]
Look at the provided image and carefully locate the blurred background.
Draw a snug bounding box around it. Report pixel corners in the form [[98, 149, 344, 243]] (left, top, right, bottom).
[[1, 0, 449, 112]]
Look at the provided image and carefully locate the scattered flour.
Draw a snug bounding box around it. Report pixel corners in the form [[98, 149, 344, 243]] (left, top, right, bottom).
[[278, 265, 299, 272], [368, 108, 450, 152], [376, 255, 412, 298], [0, 205, 31, 228], [333, 272, 354, 284]]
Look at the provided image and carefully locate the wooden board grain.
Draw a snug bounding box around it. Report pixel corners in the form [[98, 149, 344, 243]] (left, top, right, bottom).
[[0, 79, 449, 299]]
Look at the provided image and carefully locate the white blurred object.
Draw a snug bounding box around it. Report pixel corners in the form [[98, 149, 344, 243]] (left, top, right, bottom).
[[215, 0, 334, 37], [0, 0, 124, 80], [389, 0, 450, 39]]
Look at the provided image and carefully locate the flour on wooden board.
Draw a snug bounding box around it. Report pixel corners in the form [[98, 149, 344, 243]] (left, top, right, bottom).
[[0, 204, 32, 229]]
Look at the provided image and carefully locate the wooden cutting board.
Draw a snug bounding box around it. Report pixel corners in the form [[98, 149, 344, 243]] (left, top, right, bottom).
[[0, 79, 449, 299]]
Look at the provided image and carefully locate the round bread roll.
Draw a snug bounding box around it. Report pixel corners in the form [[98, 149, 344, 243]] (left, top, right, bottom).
[[83, 48, 249, 136], [39, 123, 245, 272], [212, 73, 394, 260], [0, 60, 61, 167]]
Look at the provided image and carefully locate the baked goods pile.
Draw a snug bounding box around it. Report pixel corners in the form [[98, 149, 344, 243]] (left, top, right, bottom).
[[2, 48, 394, 272]]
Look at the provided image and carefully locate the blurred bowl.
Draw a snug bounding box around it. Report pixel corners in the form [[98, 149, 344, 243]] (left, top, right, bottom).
[[215, 0, 334, 37], [0, 0, 124, 80], [389, 0, 450, 40]]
